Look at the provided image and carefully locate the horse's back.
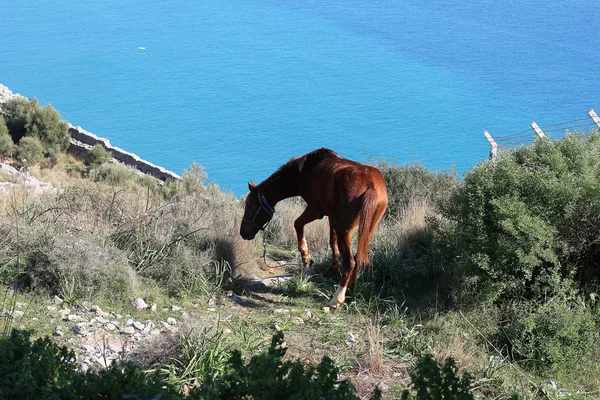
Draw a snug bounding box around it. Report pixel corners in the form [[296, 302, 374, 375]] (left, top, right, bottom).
[[300, 148, 387, 213]]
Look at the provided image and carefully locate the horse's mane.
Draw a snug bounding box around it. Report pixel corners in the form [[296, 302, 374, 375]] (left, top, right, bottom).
[[259, 148, 342, 188]]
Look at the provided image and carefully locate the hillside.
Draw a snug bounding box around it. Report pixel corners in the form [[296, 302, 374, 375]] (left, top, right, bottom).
[[1, 90, 600, 399]]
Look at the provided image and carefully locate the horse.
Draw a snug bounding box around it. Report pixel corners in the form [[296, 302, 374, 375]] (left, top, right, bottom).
[[240, 148, 388, 308]]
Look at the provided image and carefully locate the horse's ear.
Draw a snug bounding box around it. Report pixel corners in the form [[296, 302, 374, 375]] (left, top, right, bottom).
[[248, 182, 257, 192], [296, 155, 307, 173]]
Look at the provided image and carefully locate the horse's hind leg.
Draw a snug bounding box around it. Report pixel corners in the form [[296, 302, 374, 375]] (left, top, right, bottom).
[[350, 199, 387, 288], [328, 220, 341, 277], [329, 228, 356, 308]]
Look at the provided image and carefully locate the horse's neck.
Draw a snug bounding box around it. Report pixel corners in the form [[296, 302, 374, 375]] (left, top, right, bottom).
[[262, 166, 300, 204]]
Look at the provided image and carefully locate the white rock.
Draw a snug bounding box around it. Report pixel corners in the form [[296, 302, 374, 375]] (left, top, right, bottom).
[[273, 308, 290, 315], [54, 330, 64, 337], [10, 310, 24, 318], [150, 329, 160, 335], [53, 295, 64, 304], [171, 305, 181, 312], [166, 317, 177, 325], [150, 303, 157, 312], [134, 298, 148, 310], [223, 328, 232, 334], [293, 317, 304, 325], [66, 314, 80, 322], [376, 382, 390, 393], [133, 321, 145, 330], [105, 323, 117, 331], [123, 326, 135, 335]]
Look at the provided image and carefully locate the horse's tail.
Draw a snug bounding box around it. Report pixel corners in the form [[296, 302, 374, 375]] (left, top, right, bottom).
[[353, 186, 387, 286]]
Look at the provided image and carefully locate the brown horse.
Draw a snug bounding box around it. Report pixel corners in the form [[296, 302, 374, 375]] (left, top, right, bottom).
[[240, 148, 388, 308]]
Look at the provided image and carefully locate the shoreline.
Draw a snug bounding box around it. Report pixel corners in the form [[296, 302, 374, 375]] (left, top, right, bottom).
[[0, 83, 180, 182]]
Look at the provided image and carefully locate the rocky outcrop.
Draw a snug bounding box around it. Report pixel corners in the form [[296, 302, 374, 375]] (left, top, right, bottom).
[[0, 163, 56, 194], [0, 83, 180, 182]]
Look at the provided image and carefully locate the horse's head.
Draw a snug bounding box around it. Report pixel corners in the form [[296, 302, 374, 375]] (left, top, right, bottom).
[[240, 182, 275, 240]]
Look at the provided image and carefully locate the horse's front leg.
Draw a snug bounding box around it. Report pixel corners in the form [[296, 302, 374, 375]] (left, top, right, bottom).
[[294, 207, 321, 269]]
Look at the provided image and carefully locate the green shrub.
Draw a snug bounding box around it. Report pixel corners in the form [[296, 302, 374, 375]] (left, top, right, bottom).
[[15, 136, 44, 167], [498, 298, 598, 375], [401, 353, 474, 400], [88, 144, 111, 166], [439, 133, 600, 303], [0, 117, 14, 159], [196, 331, 379, 400], [3, 97, 69, 153], [0, 329, 375, 400], [0, 329, 181, 400], [373, 160, 458, 217], [163, 162, 207, 199], [89, 162, 138, 185]]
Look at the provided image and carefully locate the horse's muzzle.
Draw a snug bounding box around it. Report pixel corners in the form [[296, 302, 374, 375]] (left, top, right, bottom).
[[240, 228, 256, 241]]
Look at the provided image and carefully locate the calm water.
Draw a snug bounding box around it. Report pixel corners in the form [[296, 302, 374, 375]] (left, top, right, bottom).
[[2, 1, 598, 195]]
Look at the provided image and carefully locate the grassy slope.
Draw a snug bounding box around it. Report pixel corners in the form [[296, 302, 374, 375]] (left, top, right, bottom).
[[1, 155, 598, 399]]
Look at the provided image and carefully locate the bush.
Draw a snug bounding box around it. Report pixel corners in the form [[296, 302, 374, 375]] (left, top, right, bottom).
[[0, 117, 14, 159], [3, 97, 69, 153], [373, 160, 458, 217], [88, 144, 112, 166], [15, 136, 44, 168], [498, 298, 598, 375], [89, 162, 139, 185], [439, 133, 600, 303], [0, 329, 376, 400], [163, 162, 207, 199], [401, 353, 474, 400], [196, 331, 379, 400], [0, 329, 181, 400]]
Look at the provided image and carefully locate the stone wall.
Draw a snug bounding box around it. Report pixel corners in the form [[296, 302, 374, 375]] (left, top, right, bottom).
[[0, 83, 180, 182]]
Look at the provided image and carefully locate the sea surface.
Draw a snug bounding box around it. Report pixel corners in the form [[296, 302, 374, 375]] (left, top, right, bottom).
[[2, 1, 599, 195]]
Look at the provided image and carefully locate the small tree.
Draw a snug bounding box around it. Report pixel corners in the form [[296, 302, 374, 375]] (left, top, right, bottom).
[[3, 97, 70, 153], [0, 117, 14, 159], [88, 144, 112, 166], [15, 137, 44, 168]]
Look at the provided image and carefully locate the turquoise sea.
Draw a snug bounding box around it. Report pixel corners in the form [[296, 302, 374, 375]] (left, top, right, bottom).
[[2, 1, 599, 195]]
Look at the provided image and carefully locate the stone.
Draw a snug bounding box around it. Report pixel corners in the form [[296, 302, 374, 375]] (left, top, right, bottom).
[[53, 295, 63, 304], [322, 306, 331, 313], [273, 308, 290, 315], [304, 310, 314, 319], [166, 317, 177, 325], [134, 298, 148, 310], [223, 328, 232, 334], [126, 318, 134, 326], [150, 329, 160, 335], [10, 310, 24, 318], [54, 330, 64, 337], [66, 314, 80, 322], [293, 317, 304, 325], [150, 303, 157, 312], [170, 305, 181, 312], [123, 326, 135, 335], [105, 323, 117, 331], [73, 324, 87, 335], [208, 298, 216, 307], [376, 382, 390, 393], [59, 308, 71, 318], [133, 321, 145, 330]]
